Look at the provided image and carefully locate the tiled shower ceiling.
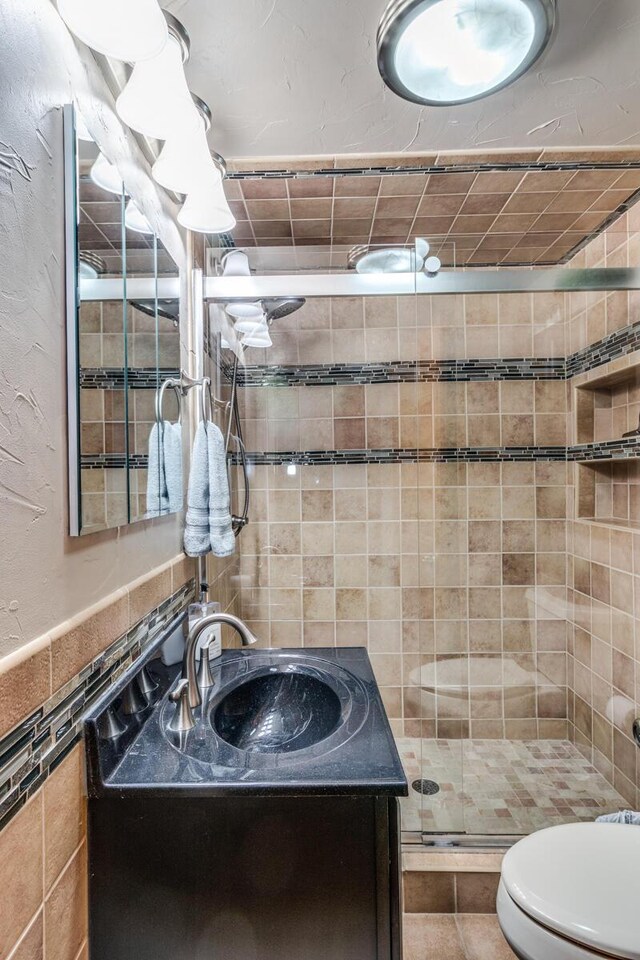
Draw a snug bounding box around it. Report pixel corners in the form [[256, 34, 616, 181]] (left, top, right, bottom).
[[224, 158, 640, 266], [78, 177, 176, 278]]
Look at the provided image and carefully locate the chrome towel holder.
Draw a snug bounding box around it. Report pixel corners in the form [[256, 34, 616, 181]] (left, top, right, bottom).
[[154, 367, 249, 540], [155, 372, 229, 426]]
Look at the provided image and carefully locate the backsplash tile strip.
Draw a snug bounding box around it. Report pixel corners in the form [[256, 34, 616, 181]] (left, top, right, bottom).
[[0, 578, 195, 834]]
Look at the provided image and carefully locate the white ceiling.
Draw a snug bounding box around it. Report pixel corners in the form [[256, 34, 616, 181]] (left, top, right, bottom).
[[162, 0, 640, 160]]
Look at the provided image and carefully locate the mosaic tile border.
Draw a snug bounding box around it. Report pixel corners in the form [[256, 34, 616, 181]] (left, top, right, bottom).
[[234, 446, 568, 466], [81, 454, 149, 469], [568, 437, 640, 462], [0, 579, 195, 833], [235, 438, 640, 466], [227, 160, 640, 180], [565, 320, 640, 378], [230, 320, 640, 387], [80, 368, 180, 390], [232, 358, 565, 387]]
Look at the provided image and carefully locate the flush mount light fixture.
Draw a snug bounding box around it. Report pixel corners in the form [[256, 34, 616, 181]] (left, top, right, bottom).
[[78, 252, 106, 280], [152, 95, 214, 195], [350, 238, 430, 274], [90, 152, 125, 196], [116, 13, 196, 140], [377, 0, 555, 106], [354, 248, 415, 274], [124, 199, 154, 234], [58, 0, 168, 63]]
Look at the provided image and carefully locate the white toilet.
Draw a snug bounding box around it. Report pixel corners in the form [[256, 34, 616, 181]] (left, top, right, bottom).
[[497, 822, 640, 960]]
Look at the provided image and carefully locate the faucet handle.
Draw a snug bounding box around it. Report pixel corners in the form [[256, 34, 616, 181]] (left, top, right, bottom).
[[169, 678, 195, 733], [197, 641, 216, 690]]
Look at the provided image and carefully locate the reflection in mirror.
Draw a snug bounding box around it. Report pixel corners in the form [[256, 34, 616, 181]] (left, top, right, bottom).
[[126, 231, 181, 524], [68, 104, 182, 534], [77, 138, 128, 533]]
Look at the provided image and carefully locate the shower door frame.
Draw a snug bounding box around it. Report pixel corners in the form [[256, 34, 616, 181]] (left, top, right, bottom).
[[204, 264, 640, 849]]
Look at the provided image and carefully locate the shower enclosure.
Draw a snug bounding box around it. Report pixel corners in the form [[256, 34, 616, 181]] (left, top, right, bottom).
[[204, 234, 640, 845]]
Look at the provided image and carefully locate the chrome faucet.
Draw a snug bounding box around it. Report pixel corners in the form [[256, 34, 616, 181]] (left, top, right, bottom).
[[171, 612, 258, 715]]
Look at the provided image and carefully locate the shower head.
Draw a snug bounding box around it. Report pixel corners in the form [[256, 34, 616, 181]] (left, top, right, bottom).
[[262, 297, 306, 322]]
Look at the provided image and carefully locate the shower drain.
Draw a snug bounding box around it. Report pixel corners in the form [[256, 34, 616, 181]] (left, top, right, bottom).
[[412, 779, 440, 796]]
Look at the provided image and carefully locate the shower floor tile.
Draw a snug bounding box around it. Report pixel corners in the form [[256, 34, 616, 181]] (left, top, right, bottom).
[[397, 738, 629, 837]]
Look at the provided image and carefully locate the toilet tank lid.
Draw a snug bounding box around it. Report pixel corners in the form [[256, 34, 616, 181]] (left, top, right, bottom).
[[502, 822, 640, 960]]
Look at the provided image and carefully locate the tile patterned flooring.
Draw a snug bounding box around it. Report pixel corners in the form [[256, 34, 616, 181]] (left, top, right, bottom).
[[404, 914, 517, 960], [398, 738, 628, 836]]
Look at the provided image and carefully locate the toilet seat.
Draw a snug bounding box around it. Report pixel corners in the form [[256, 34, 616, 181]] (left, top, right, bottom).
[[499, 823, 640, 960], [498, 881, 624, 960]]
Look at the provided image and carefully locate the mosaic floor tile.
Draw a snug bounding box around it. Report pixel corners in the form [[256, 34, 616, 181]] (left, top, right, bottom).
[[397, 738, 628, 837]]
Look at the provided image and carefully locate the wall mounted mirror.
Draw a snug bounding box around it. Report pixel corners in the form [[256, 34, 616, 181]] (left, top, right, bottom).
[[64, 105, 182, 536]]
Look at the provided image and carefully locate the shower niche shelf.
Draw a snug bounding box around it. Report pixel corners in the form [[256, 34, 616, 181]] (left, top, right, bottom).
[[574, 359, 640, 448], [576, 459, 640, 529], [574, 358, 640, 527]]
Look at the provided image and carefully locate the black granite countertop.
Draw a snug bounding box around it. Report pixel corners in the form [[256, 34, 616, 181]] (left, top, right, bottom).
[[84, 644, 408, 799]]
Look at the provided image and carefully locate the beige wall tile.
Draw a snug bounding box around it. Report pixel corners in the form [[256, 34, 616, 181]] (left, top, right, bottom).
[[128, 565, 173, 626], [0, 639, 51, 739], [0, 795, 43, 959], [44, 844, 87, 960], [50, 591, 129, 693], [44, 747, 86, 894]]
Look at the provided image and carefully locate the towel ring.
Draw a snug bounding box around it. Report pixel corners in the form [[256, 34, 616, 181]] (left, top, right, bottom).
[[155, 378, 181, 424], [200, 377, 231, 429], [201, 377, 213, 425], [155, 372, 230, 431]]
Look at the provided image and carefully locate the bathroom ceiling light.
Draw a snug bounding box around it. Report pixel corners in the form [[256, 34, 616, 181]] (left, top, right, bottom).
[[90, 152, 125, 196], [116, 13, 196, 140], [242, 328, 272, 349], [124, 199, 154, 234], [152, 96, 215, 195], [58, 0, 168, 63], [78, 252, 106, 280], [377, 0, 555, 106], [177, 168, 237, 235], [75, 111, 93, 142], [221, 250, 252, 277], [352, 246, 422, 274], [233, 314, 268, 334], [226, 302, 263, 321]]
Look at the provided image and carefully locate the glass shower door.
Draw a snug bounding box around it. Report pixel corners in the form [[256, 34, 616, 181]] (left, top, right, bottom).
[[409, 237, 467, 839]]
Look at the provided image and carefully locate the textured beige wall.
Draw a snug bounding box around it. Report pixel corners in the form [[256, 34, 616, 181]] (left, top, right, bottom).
[[0, 0, 186, 654]]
